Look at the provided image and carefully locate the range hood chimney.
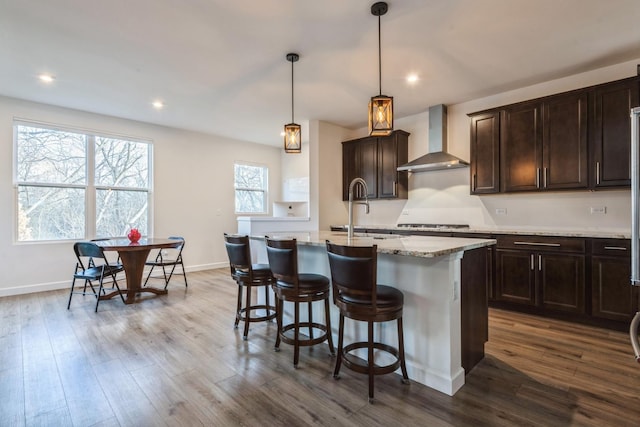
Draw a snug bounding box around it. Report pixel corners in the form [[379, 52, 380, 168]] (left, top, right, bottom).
[[397, 104, 469, 172]]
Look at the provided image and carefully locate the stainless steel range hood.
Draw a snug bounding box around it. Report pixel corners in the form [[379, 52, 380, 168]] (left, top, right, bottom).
[[397, 104, 469, 172]]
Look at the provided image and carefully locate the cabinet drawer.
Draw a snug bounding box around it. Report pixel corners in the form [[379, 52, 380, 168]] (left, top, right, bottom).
[[497, 235, 585, 253], [591, 238, 630, 256]]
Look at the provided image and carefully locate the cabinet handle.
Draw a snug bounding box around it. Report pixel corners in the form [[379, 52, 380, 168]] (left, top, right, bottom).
[[596, 161, 601, 185], [473, 174, 477, 191], [393, 180, 396, 196], [543, 167, 548, 188], [538, 254, 542, 271], [514, 241, 561, 247], [604, 246, 627, 251], [536, 168, 540, 188], [530, 254, 534, 270]]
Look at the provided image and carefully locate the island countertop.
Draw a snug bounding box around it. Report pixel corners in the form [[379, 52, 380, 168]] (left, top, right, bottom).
[[251, 231, 496, 258]]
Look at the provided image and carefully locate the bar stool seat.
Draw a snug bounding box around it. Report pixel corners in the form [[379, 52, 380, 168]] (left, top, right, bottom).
[[266, 237, 335, 367], [224, 234, 277, 340], [326, 241, 410, 403]]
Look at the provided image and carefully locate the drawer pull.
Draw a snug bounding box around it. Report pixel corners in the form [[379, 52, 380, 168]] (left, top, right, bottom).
[[530, 254, 534, 270], [513, 241, 561, 247], [603, 246, 627, 251]]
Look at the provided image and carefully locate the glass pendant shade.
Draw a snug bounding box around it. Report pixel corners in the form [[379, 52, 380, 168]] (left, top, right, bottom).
[[284, 123, 301, 153], [368, 94, 393, 136]]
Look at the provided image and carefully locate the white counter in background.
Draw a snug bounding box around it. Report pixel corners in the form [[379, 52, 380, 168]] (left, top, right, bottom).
[[236, 216, 314, 235], [250, 231, 496, 396]]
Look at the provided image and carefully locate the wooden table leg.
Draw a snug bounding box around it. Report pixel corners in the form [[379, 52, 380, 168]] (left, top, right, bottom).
[[118, 248, 168, 303]]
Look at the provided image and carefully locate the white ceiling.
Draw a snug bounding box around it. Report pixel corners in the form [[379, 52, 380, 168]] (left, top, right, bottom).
[[1, 0, 639, 146]]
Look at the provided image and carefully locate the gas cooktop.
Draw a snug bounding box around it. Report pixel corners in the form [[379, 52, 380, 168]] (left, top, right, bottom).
[[397, 223, 470, 229]]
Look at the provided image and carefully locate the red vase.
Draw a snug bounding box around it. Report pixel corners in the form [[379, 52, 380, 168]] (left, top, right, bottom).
[[128, 228, 141, 243]]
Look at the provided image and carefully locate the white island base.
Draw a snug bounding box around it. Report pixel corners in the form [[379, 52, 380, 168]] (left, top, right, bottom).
[[251, 232, 495, 396]]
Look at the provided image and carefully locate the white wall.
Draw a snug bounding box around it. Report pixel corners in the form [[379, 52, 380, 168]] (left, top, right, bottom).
[[280, 141, 309, 204], [339, 58, 639, 232], [313, 120, 356, 230], [0, 95, 282, 296]]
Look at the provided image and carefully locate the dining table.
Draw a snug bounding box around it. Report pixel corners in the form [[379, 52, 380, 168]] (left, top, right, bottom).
[[94, 237, 183, 304]]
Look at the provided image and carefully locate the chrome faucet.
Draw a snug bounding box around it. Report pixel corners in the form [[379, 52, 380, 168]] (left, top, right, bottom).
[[347, 177, 370, 240]]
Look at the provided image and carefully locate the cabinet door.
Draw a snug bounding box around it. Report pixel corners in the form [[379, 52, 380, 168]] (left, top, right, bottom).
[[591, 77, 639, 188], [342, 138, 377, 200], [543, 91, 588, 190], [501, 102, 543, 192], [592, 255, 636, 321], [342, 142, 358, 200], [496, 249, 537, 305], [378, 132, 408, 199], [470, 112, 500, 194], [357, 138, 378, 199], [539, 253, 585, 314], [378, 136, 399, 198]]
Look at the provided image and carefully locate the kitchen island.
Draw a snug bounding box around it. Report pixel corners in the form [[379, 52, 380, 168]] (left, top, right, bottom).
[[250, 231, 496, 396]]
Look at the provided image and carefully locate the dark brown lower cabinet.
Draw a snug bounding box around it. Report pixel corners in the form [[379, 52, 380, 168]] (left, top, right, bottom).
[[495, 236, 586, 314], [591, 239, 637, 322]]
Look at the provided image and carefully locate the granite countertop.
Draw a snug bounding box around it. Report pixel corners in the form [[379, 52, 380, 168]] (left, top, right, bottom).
[[251, 231, 496, 259], [330, 224, 631, 239]]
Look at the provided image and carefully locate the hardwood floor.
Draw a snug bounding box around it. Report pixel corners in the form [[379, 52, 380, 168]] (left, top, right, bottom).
[[1, 268, 639, 426]]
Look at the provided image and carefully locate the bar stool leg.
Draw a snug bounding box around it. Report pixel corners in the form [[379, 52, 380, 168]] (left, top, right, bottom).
[[398, 317, 410, 384], [243, 284, 251, 340], [275, 298, 283, 351], [235, 284, 242, 329], [308, 301, 313, 339], [333, 314, 344, 379], [368, 321, 375, 403], [294, 301, 300, 367], [324, 298, 335, 355]]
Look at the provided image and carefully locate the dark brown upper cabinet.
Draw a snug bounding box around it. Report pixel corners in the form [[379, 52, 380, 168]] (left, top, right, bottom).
[[470, 112, 500, 194], [590, 76, 639, 188], [342, 130, 409, 201], [469, 74, 638, 194]]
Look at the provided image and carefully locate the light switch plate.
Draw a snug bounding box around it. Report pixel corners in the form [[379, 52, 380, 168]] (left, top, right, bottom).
[[590, 206, 606, 214]]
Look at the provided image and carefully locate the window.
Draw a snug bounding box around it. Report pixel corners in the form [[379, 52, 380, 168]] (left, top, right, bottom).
[[14, 122, 152, 242], [234, 163, 268, 214]]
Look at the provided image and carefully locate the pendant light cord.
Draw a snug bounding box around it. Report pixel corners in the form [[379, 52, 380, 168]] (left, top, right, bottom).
[[378, 14, 382, 96], [291, 58, 295, 123]]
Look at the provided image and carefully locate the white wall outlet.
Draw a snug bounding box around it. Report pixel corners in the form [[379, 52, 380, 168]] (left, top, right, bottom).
[[590, 206, 606, 214], [495, 208, 507, 215], [402, 210, 409, 215]]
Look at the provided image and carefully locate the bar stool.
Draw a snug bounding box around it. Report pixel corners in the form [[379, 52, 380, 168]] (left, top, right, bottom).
[[326, 241, 409, 403], [265, 237, 335, 367], [224, 233, 277, 340]]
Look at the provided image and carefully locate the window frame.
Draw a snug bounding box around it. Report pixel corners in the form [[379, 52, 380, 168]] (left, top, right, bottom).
[[234, 161, 269, 215], [13, 120, 154, 244]]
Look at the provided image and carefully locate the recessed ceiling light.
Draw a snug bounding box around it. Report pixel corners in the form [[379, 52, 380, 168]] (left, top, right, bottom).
[[152, 101, 164, 109], [406, 74, 419, 84], [38, 74, 55, 83]]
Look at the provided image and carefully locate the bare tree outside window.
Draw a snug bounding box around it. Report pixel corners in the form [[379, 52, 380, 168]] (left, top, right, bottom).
[[15, 124, 151, 241], [235, 163, 268, 213]]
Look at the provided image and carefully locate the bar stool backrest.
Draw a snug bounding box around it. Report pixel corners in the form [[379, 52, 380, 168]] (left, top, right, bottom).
[[326, 242, 378, 308], [224, 233, 252, 278], [265, 237, 299, 289]]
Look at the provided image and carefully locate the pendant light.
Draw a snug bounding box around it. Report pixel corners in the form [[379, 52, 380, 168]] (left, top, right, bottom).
[[368, 1, 393, 136], [284, 53, 301, 153]]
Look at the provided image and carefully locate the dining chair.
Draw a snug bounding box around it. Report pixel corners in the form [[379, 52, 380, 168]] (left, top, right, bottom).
[[68, 241, 126, 312], [325, 241, 409, 403], [143, 236, 188, 289], [266, 237, 335, 367]]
